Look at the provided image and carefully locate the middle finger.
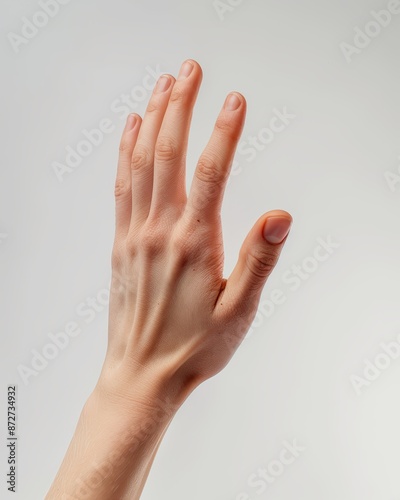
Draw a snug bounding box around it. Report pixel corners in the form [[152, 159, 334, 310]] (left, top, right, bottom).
[[148, 59, 203, 219]]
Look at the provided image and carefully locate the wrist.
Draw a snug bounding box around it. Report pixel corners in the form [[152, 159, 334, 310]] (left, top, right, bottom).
[[94, 352, 198, 418], [82, 384, 177, 458]]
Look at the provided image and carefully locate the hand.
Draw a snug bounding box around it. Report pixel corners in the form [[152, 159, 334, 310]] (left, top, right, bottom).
[[46, 58, 293, 500], [100, 58, 293, 408]]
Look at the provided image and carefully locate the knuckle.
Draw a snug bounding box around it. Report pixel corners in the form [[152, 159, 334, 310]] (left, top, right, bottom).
[[119, 139, 132, 155], [169, 86, 187, 104], [155, 136, 180, 163], [215, 116, 232, 135], [124, 235, 139, 258], [170, 232, 191, 257], [146, 99, 159, 114], [131, 145, 151, 172], [245, 248, 277, 280], [114, 178, 130, 199], [215, 116, 240, 143], [196, 155, 224, 186], [174, 223, 217, 264], [138, 226, 165, 257], [111, 244, 125, 270]]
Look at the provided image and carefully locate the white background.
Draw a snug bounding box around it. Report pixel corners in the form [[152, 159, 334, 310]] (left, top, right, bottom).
[[1, 0, 400, 498]]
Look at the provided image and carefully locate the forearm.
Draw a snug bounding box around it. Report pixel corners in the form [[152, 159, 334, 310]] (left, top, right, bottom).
[[45, 369, 182, 500]]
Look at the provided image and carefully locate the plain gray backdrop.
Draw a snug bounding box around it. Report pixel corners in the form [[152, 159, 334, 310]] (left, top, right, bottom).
[[1, 0, 400, 498]]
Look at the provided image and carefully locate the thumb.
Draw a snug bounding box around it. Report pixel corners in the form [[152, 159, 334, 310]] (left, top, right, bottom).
[[220, 210, 292, 316]]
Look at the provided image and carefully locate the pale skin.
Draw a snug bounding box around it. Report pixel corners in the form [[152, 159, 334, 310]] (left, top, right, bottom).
[[46, 59, 293, 499]]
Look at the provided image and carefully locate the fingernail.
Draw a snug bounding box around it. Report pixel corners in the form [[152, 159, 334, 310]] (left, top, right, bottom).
[[178, 60, 194, 80], [155, 75, 172, 93], [263, 216, 292, 245], [225, 93, 241, 111], [126, 114, 138, 130]]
